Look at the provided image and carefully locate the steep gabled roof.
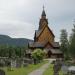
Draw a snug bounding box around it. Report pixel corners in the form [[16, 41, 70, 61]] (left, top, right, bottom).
[[50, 49, 62, 54], [52, 42, 60, 48], [45, 48, 62, 54], [43, 41, 53, 48], [35, 29, 42, 38], [29, 42, 44, 48], [43, 41, 59, 48], [29, 40, 59, 48], [35, 25, 55, 38]]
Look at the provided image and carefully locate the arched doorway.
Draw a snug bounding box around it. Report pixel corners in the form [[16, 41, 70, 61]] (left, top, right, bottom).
[[47, 50, 51, 58]]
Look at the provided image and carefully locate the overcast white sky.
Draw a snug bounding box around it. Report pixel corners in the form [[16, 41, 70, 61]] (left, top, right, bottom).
[[0, 0, 75, 41]]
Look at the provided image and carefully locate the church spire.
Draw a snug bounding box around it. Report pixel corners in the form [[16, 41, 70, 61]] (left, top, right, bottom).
[[39, 6, 48, 30], [41, 5, 46, 17]]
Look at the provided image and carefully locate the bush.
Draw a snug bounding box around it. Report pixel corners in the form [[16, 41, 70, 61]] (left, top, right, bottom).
[[32, 49, 45, 64]]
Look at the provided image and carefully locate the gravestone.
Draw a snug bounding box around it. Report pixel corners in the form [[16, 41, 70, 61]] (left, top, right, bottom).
[[0, 69, 5, 75], [22, 58, 33, 67], [61, 64, 68, 75], [23, 63, 28, 67], [23, 59, 28, 67], [53, 59, 62, 75], [11, 59, 16, 68], [7, 59, 16, 71], [0, 59, 5, 67], [16, 59, 22, 68], [68, 66, 75, 75]]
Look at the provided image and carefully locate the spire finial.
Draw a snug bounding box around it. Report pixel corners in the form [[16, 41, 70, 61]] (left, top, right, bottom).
[[43, 5, 44, 10], [41, 5, 46, 17]]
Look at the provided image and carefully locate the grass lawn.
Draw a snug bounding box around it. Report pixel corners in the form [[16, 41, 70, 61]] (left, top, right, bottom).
[[43, 64, 63, 75], [0, 60, 48, 75]]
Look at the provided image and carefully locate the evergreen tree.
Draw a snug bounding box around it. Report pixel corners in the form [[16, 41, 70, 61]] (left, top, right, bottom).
[[60, 29, 69, 58], [69, 24, 75, 58], [0, 45, 27, 58], [8, 46, 15, 58]]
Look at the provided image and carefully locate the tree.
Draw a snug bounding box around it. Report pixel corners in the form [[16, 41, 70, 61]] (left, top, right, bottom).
[[32, 49, 45, 64], [69, 24, 75, 58], [8, 46, 16, 58], [0, 45, 9, 57], [0, 44, 27, 58], [60, 29, 69, 59]]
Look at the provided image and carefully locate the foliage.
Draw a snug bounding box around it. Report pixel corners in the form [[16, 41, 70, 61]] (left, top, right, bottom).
[[60, 29, 69, 59], [0, 45, 26, 58], [69, 25, 75, 58], [32, 49, 45, 63]]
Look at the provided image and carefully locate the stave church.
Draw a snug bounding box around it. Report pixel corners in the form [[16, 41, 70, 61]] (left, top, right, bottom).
[[28, 7, 63, 58]]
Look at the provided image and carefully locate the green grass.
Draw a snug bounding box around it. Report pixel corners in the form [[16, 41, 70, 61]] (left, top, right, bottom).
[[43, 64, 63, 75], [0, 60, 48, 75]]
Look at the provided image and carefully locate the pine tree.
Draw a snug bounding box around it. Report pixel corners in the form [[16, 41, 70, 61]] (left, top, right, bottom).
[[60, 29, 69, 58], [69, 24, 75, 58]]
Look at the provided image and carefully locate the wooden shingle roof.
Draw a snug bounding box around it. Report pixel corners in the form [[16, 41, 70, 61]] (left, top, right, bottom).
[[50, 49, 62, 54], [29, 41, 59, 48], [45, 48, 62, 54], [35, 25, 55, 39], [29, 42, 43, 48]]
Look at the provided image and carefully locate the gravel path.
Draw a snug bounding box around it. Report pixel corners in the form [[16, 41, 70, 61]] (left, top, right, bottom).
[[28, 59, 54, 75]]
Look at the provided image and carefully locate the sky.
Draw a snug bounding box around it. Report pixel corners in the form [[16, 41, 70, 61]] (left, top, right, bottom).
[[0, 0, 75, 41]]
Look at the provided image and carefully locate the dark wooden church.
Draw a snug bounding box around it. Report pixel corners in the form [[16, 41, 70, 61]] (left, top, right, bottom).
[[28, 7, 63, 58]]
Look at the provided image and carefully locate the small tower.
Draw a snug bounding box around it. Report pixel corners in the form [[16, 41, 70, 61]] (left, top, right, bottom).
[[39, 6, 48, 30]]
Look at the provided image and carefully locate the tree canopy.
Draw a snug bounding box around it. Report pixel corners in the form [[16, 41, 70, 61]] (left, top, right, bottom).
[[60, 29, 69, 55], [69, 25, 75, 58], [0, 45, 26, 58], [32, 49, 45, 64]]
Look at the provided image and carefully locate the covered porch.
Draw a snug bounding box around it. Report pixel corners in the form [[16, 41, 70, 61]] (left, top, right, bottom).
[[45, 49, 63, 58]]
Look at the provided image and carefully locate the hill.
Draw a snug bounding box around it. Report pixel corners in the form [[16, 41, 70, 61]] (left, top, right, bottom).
[[0, 35, 33, 47]]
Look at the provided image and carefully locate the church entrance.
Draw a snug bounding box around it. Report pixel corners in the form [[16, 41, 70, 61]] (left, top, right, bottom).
[[47, 50, 51, 58]]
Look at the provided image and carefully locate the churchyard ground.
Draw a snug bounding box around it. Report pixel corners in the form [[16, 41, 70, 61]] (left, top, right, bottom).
[[0, 60, 48, 75]]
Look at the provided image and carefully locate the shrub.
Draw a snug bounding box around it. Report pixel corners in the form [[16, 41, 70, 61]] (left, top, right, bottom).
[[32, 49, 45, 64]]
